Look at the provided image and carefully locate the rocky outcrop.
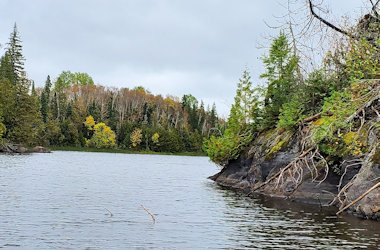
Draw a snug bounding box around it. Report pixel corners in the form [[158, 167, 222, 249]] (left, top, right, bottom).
[[210, 126, 380, 220], [0, 143, 51, 154], [26, 146, 51, 153], [342, 146, 380, 219]]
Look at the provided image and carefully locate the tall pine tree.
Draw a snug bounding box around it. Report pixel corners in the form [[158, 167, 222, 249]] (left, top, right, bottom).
[[6, 23, 25, 85], [260, 32, 299, 128], [0, 24, 42, 145]]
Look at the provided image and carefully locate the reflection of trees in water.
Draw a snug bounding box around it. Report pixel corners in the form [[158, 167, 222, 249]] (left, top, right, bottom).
[[211, 184, 379, 249]]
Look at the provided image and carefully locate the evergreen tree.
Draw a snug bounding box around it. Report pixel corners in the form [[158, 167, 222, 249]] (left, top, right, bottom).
[[260, 32, 299, 128], [6, 23, 25, 85], [106, 95, 118, 131], [209, 103, 217, 129], [0, 25, 42, 145], [40, 75, 52, 123], [31, 81, 36, 96], [0, 52, 16, 84], [234, 69, 258, 127], [203, 70, 258, 164]]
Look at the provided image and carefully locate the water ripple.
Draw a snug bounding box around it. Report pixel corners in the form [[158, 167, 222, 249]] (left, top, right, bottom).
[[0, 151, 379, 249]]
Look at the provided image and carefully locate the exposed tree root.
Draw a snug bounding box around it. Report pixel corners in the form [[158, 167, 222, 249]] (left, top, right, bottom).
[[252, 147, 314, 192], [336, 182, 380, 215]]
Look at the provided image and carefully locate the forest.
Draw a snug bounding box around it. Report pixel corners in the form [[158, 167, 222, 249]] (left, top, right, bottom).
[[1, 1, 379, 160], [0, 25, 224, 153], [203, 1, 380, 165]]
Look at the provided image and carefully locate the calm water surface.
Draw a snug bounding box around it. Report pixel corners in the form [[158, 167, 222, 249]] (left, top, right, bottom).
[[0, 151, 379, 249]]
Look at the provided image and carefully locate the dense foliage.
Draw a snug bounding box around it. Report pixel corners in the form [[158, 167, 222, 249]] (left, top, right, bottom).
[[204, 17, 380, 166], [0, 24, 224, 153], [203, 70, 259, 164]]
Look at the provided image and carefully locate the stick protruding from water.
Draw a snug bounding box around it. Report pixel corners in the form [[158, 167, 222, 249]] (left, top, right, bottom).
[[141, 205, 156, 224]]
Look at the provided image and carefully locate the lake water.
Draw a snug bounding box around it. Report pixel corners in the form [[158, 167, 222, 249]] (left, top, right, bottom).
[[0, 151, 379, 249]]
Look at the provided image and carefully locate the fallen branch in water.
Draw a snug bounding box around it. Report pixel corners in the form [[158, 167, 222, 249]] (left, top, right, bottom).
[[251, 147, 314, 192], [104, 208, 113, 217], [336, 182, 380, 215], [141, 205, 155, 224]]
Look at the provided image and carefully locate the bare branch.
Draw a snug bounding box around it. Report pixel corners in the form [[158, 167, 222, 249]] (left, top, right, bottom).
[[308, 0, 354, 38]]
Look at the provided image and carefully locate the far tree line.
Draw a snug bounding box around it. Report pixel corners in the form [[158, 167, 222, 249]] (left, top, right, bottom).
[[0, 24, 225, 153]]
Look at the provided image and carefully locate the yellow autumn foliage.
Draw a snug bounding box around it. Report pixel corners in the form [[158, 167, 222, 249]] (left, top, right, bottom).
[[152, 133, 160, 144], [84, 119, 116, 148], [130, 128, 143, 147], [83, 115, 95, 130]]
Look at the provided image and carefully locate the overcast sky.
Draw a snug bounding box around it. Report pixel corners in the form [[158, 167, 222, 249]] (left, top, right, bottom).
[[0, 0, 365, 117]]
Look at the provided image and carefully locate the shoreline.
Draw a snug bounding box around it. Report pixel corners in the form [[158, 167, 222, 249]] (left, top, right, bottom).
[[49, 146, 207, 157]]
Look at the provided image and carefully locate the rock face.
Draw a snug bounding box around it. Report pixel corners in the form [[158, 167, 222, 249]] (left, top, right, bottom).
[[0, 144, 51, 154], [210, 127, 380, 220], [343, 147, 380, 219]]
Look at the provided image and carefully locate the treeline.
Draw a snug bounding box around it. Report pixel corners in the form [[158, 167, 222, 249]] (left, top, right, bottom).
[[0, 24, 224, 153], [204, 12, 380, 165]]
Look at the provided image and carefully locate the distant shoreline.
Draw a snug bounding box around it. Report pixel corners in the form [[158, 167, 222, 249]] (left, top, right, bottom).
[[50, 146, 207, 157]]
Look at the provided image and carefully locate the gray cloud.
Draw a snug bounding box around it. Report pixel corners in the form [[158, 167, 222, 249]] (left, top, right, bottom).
[[0, 0, 363, 116]]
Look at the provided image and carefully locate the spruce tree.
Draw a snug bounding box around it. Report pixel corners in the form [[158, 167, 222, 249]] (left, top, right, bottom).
[[260, 32, 299, 128], [6, 23, 25, 85]]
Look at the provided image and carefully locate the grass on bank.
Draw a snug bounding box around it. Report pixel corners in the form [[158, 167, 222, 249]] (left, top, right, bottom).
[[49, 146, 207, 157]]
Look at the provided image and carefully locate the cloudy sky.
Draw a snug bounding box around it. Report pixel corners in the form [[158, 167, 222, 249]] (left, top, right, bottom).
[[0, 0, 365, 117]]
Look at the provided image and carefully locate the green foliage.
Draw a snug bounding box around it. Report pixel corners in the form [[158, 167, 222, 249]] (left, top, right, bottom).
[[40, 75, 52, 123], [45, 117, 63, 146], [203, 70, 257, 165], [5, 23, 25, 85], [260, 32, 299, 129], [0, 52, 16, 84], [311, 81, 371, 156], [300, 70, 333, 114], [157, 128, 183, 153], [344, 39, 380, 81], [55, 71, 94, 89], [182, 94, 200, 131], [189, 130, 202, 152], [277, 98, 304, 131]]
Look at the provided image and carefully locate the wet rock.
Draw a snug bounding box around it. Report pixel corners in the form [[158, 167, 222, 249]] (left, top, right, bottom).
[[343, 145, 380, 220], [210, 127, 379, 220], [0, 144, 51, 154], [27, 146, 51, 153]]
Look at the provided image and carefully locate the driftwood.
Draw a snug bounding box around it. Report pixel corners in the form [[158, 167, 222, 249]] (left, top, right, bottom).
[[104, 208, 113, 217], [252, 147, 314, 192], [141, 205, 155, 224], [336, 182, 380, 215]]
